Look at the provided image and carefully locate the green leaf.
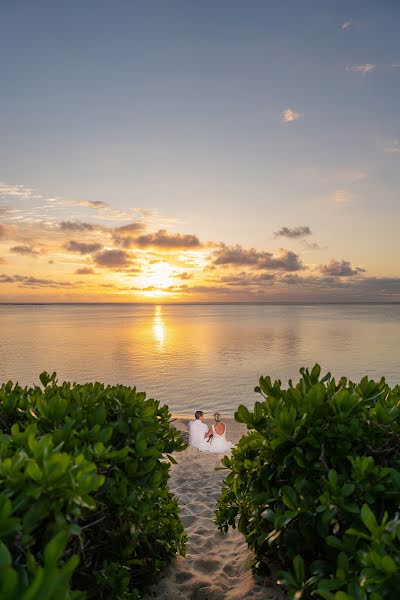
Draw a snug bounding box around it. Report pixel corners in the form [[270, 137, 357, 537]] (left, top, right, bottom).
[[311, 363, 321, 382], [328, 470, 338, 487], [236, 405, 253, 426], [26, 462, 42, 482], [345, 528, 371, 541], [43, 531, 68, 566], [335, 592, 353, 600], [0, 542, 11, 568], [381, 555, 397, 575], [39, 371, 50, 386], [293, 555, 305, 584], [341, 483, 355, 497], [360, 504, 378, 534], [282, 486, 298, 510], [0, 566, 17, 597], [69, 524, 82, 536], [314, 591, 335, 600], [326, 536, 343, 550]]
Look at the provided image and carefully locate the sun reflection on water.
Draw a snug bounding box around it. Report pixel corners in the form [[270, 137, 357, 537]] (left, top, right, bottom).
[[153, 305, 165, 349]]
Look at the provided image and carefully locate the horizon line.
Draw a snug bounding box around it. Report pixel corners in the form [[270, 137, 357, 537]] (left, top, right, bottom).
[[1, 301, 400, 306]]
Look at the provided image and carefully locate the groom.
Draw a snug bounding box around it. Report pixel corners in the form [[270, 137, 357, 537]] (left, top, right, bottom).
[[188, 410, 210, 450]]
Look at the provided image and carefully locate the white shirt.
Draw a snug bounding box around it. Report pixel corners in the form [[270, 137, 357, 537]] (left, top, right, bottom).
[[188, 419, 209, 449]]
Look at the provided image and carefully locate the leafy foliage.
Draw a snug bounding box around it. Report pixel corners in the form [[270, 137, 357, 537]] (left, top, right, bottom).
[[215, 365, 400, 599], [0, 373, 186, 598]]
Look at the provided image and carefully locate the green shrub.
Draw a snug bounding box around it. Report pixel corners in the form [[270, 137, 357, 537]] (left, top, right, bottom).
[[215, 365, 400, 600], [0, 372, 186, 599]]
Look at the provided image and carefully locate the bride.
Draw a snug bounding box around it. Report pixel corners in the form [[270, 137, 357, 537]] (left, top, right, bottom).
[[205, 412, 235, 453]]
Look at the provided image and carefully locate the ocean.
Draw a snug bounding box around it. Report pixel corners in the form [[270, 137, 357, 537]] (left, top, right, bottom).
[[0, 303, 399, 415]]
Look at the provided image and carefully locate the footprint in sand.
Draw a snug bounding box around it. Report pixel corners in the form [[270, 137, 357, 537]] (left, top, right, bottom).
[[145, 430, 285, 600], [175, 571, 194, 584], [181, 514, 198, 527], [198, 537, 214, 551], [222, 563, 237, 577], [192, 558, 218, 573]]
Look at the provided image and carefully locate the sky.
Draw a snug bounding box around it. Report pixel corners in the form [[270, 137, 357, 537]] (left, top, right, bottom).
[[0, 0, 399, 302]]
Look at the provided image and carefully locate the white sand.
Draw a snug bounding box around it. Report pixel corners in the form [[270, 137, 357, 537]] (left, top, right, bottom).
[[145, 417, 285, 600]]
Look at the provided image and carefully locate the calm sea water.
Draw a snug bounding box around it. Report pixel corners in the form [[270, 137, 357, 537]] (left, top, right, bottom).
[[0, 304, 399, 415]]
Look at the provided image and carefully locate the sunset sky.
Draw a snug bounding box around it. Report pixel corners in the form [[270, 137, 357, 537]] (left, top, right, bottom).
[[1, 0, 399, 302]]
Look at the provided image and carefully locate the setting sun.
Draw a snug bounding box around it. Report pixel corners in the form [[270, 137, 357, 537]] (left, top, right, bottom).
[[136, 262, 174, 296], [148, 262, 173, 288]]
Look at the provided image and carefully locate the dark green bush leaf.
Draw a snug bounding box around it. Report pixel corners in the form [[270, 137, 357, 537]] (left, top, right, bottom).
[[215, 364, 400, 600]]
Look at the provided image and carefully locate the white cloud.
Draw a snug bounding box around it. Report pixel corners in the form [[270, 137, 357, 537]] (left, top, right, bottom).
[[45, 197, 139, 222], [282, 108, 302, 123], [46, 197, 110, 211], [345, 64, 376, 75], [340, 20, 352, 32], [0, 181, 41, 199], [384, 140, 400, 154]]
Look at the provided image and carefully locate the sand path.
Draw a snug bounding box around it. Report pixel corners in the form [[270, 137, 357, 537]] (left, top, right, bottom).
[[145, 418, 285, 600]]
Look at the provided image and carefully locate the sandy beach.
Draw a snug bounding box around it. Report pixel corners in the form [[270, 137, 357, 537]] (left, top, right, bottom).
[[145, 417, 285, 600]]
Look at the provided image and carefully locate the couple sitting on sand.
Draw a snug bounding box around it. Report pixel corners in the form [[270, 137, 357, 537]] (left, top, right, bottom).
[[188, 410, 235, 453]]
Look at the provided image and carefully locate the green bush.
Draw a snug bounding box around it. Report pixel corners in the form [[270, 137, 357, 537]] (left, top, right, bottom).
[[0, 372, 186, 599], [215, 365, 400, 600]]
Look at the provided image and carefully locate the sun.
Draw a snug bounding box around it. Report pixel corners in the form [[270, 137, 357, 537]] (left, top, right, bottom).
[[147, 262, 173, 287], [135, 261, 175, 297]]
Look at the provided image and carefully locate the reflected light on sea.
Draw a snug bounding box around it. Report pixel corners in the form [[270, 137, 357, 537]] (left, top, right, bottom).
[[153, 305, 165, 349], [0, 304, 399, 415]]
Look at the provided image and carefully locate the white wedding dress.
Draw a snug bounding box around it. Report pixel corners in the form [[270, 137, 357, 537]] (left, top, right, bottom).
[[208, 424, 235, 453]]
